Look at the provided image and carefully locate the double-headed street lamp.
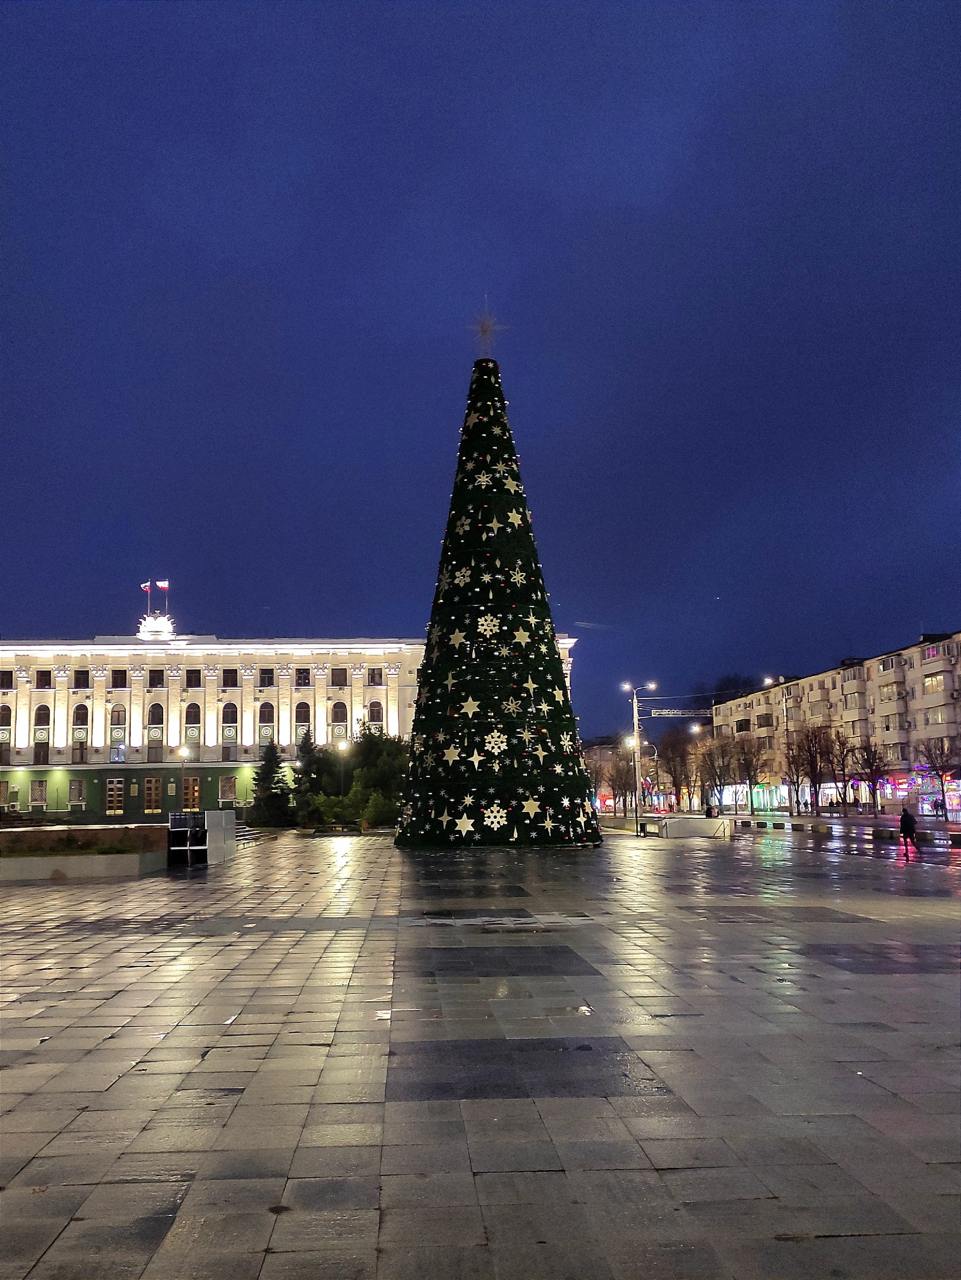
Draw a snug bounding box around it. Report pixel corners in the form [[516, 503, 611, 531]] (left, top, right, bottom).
[[763, 675, 792, 815], [621, 681, 657, 835]]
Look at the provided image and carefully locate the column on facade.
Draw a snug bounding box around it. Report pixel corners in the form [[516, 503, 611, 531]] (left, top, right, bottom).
[[167, 666, 183, 749], [204, 665, 219, 750], [350, 663, 366, 736], [129, 666, 145, 749], [313, 664, 329, 745], [91, 665, 108, 750], [277, 664, 292, 748], [53, 664, 70, 751], [14, 666, 30, 749], [385, 662, 401, 736], [240, 664, 256, 748]]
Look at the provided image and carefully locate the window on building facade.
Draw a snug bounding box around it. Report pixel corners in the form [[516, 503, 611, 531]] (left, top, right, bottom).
[[73, 669, 90, 689], [735, 718, 751, 733], [842, 667, 865, 682], [69, 779, 85, 805], [182, 776, 201, 811], [221, 702, 238, 760], [222, 669, 238, 687], [294, 702, 310, 737], [148, 703, 164, 725], [922, 644, 942, 661], [925, 707, 948, 726], [109, 746, 126, 763], [144, 777, 162, 813], [0, 671, 13, 689], [31, 743, 48, 765], [35, 705, 50, 727], [147, 744, 163, 762], [185, 703, 201, 727], [330, 667, 348, 687], [923, 673, 946, 696], [259, 668, 275, 688], [105, 777, 124, 814], [219, 775, 237, 804], [368, 700, 384, 724], [0, 780, 8, 805], [259, 702, 275, 724], [111, 669, 127, 688], [878, 656, 897, 673], [36, 670, 52, 689], [295, 668, 311, 688], [73, 704, 88, 726], [331, 701, 348, 723], [755, 713, 773, 729], [185, 669, 202, 689], [30, 780, 47, 806], [111, 706, 126, 726], [879, 683, 902, 703], [368, 668, 383, 687], [148, 669, 165, 689]]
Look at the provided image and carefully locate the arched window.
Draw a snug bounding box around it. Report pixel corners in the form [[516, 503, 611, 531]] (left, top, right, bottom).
[[0, 705, 12, 727], [331, 701, 348, 724], [34, 705, 51, 727], [110, 706, 126, 726], [72, 704, 89, 726], [259, 702, 274, 725], [185, 703, 201, 726], [148, 703, 164, 726], [222, 702, 238, 725], [368, 700, 384, 724], [295, 701, 311, 728]]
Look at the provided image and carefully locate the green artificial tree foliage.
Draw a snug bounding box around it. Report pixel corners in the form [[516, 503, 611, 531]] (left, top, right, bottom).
[[248, 738, 293, 826], [396, 358, 601, 848]]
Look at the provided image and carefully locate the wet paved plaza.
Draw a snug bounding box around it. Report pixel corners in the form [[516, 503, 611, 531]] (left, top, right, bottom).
[[1, 831, 960, 1280]]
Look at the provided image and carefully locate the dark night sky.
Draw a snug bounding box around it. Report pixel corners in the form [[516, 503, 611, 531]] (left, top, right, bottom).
[[2, 1, 959, 737]]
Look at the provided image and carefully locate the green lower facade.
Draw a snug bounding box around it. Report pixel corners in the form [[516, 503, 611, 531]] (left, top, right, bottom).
[[0, 764, 265, 823]]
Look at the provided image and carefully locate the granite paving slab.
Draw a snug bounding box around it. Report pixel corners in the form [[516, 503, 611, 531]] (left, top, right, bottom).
[[1, 829, 958, 1278]]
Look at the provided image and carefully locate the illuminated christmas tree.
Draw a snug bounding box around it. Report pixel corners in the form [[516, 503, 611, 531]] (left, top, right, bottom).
[[396, 356, 601, 848]]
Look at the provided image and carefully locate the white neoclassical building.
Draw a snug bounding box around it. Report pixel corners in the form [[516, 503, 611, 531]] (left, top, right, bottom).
[[0, 610, 577, 820]]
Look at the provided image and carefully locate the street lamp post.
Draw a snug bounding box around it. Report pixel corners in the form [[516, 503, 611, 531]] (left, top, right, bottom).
[[764, 675, 791, 815], [621, 681, 657, 837], [336, 739, 349, 795]]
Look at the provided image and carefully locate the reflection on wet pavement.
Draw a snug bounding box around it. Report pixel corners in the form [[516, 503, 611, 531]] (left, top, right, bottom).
[[1, 829, 958, 1280]]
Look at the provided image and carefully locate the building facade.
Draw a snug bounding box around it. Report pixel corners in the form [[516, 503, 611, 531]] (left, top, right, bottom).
[[712, 631, 961, 814], [0, 612, 577, 822]]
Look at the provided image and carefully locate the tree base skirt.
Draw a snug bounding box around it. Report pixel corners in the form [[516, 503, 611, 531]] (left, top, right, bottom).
[[394, 835, 603, 851]]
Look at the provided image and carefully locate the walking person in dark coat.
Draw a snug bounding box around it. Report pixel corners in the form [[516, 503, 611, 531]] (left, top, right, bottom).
[[899, 806, 919, 859]]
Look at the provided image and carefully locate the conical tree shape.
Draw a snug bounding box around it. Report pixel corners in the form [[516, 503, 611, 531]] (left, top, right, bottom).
[[396, 358, 602, 849]]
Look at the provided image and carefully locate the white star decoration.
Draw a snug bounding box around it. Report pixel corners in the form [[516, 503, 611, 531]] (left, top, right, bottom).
[[460, 697, 480, 718]]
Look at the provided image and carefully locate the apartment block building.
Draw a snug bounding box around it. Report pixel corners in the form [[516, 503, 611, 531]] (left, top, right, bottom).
[[712, 630, 960, 813]]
